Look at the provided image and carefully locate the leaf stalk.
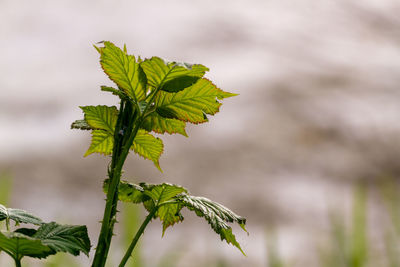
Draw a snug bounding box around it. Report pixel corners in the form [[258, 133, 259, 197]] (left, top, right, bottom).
[[118, 206, 158, 267], [14, 258, 21, 267]]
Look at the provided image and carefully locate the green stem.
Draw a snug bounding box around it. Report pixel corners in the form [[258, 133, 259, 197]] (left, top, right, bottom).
[[14, 258, 21, 267], [92, 87, 162, 267], [6, 218, 10, 231], [119, 207, 158, 267], [92, 101, 138, 267]]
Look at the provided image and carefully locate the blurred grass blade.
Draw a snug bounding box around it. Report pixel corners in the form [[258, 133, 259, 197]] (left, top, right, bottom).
[[0, 171, 13, 232], [380, 178, 400, 235], [0, 171, 13, 205], [385, 230, 400, 267], [43, 253, 80, 267], [350, 184, 368, 267], [266, 230, 286, 267], [122, 202, 143, 267]]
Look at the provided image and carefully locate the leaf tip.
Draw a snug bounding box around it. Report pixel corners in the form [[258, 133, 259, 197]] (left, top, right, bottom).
[[240, 223, 248, 235], [155, 162, 163, 173], [93, 45, 101, 54]]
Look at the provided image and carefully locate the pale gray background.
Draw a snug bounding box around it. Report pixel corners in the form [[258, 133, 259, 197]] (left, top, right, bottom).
[[1, 0, 400, 266]]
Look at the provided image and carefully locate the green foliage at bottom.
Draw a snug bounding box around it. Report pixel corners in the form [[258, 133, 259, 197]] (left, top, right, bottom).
[[104, 180, 247, 255], [0, 204, 91, 266]]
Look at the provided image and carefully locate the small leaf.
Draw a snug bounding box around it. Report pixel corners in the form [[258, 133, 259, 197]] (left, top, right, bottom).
[[141, 183, 187, 205], [154, 78, 236, 124], [101, 86, 128, 100], [99, 41, 147, 101], [33, 222, 91, 256], [84, 130, 114, 157], [80, 105, 118, 133], [71, 120, 93, 130], [142, 112, 187, 136], [0, 231, 54, 260], [175, 193, 247, 255], [106, 181, 188, 234], [141, 183, 188, 235], [0, 204, 43, 226], [103, 179, 149, 204], [84, 128, 164, 170], [141, 57, 208, 92], [131, 130, 164, 171], [158, 203, 184, 236]]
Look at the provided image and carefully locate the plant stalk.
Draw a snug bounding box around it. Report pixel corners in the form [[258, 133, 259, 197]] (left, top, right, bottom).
[[92, 101, 134, 267], [119, 207, 158, 267], [14, 258, 21, 267], [92, 85, 162, 267], [92, 99, 148, 267]]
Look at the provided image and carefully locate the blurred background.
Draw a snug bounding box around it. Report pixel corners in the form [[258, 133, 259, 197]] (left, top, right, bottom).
[[1, 0, 400, 266]]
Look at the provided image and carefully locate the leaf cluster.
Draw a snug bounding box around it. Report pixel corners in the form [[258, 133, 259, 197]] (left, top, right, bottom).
[[72, 41, 236, 171]]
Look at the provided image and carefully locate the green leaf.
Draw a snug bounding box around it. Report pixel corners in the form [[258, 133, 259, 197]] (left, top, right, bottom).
[[0, 204, 43, 226], [141, 57, 208, 92], [101, 85, 128, 100], [0, 222, 90, 261], [154, 78, 237, 124], [99, 41, 147, 101], [80, 105, 118, 133], [103, 179, 149, 204], [105, 180, 247, 252], [141, 183, 187, 235], [33, 222, 91, 256], [131, 130, 164, 171], [84, 130, 114, 157], [140, 183, 187, 205], [84, 127, 163, 170], [71, 120, 93, 130], [175, 193, 247, 255], [105, 181, 187, 234], [0, 231, 54, 260], [142, 112, 187, 136]]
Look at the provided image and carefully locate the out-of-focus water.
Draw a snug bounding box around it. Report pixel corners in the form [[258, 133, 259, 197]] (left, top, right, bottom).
[[1, 1, 400, 266]]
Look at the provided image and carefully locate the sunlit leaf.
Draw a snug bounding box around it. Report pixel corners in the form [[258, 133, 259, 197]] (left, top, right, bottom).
[[131, 130, 164, 171], [84, 130, 114, 157], [154, 78, 236, 123], [142, 112, 187, 136], [142, 183, 187, 234], [141, 57, 208, 92], [98, 41, 147, 101], [80, 105, 118, 133]]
